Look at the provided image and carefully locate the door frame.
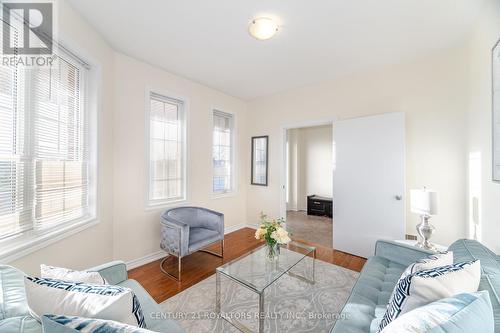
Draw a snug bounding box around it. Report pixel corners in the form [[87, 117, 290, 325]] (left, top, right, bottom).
[[279, 118, 337, 219]]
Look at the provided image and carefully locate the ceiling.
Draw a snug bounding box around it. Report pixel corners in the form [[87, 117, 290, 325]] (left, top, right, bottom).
[[67, 0, 483, 100]]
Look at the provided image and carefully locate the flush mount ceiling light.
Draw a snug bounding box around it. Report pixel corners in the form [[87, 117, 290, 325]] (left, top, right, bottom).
[[248, 17, 279, 40]]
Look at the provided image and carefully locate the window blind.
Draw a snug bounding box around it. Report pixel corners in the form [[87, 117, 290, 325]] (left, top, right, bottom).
[[0, 47, 90, 240], [0, 15, 29, 238], [32, 55, 89, 229], [149, 93, 185, 203], [212, 110, 233, 193]]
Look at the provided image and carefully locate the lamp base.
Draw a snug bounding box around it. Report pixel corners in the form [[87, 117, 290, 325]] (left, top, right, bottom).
[[415, 239, 438, 252], [415, 215, 436, 251]]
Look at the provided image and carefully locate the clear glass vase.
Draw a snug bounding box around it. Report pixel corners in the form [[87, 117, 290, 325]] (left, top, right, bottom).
[[266, 243, 280, 262]]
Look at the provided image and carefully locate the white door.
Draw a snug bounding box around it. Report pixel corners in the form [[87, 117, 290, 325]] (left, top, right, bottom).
[[332, 112, 405, 258]]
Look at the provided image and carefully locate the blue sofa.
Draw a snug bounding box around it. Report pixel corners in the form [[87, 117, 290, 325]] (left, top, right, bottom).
[[331, 239, 500, 333], [0, 261, 184, 333]]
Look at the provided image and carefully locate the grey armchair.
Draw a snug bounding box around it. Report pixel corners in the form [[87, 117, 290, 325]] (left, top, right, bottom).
[[160, 206, 224, 281]]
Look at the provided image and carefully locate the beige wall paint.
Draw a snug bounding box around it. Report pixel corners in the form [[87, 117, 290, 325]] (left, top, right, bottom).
[[287, 125, 333, 211], [7, 0, 500, 273], [10, 0, 115, 275], [247, 46, 470, 247], [465, 0, 500, 253], [300, 126, 333, 202], [112, 53, 248, 262], [8, 0, 249, 272]]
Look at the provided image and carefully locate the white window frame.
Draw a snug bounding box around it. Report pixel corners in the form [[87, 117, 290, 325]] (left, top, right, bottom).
[[0, 45, 99, 263], [211, 109, 237, 198], [145, 88, 188, 209]]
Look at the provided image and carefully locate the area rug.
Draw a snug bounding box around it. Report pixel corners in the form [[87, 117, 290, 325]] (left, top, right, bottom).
[[159, 257, 359, 332]]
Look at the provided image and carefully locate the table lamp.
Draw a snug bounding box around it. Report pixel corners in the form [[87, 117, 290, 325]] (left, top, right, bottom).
[[410, 188, 438, 251]]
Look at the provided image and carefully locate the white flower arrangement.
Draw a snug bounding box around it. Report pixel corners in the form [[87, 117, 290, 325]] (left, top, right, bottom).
[[254, 213, 291, 246]]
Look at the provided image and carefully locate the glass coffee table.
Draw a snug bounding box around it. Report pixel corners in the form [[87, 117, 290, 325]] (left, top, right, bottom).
[[215, 242, 316, 333]]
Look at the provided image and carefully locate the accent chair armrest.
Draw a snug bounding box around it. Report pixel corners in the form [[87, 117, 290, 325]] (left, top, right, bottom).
[[375, 240, 434, 267], [87, 260, 128, 285], [161, 217, 190, 257]]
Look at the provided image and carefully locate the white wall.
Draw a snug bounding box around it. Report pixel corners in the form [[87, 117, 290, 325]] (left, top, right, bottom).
[[10, 0, 115, 275], [465, 0, 500, 253], [287, 125, 333, 211], [247, 46, 470, 247], [112, 53, 248, 262]]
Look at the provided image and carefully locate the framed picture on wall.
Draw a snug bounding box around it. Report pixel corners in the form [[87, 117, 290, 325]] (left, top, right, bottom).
[[251, 136, 268, 186], [493, 39, 500, 181]]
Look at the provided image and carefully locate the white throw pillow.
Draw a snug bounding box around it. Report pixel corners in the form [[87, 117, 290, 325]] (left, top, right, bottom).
[[40, 264, 107, 284], [400, 251, 453, 280], [387, 251, 453, 301], [24, 276, 146, 328], [378, 260, 481, 332], [42, 315, 156, 333]]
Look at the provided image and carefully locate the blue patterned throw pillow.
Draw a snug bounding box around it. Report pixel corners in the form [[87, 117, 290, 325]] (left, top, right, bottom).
[[25, 276, 146, 328], [378, 260, 481, 332], [42, 315, 155, 333]]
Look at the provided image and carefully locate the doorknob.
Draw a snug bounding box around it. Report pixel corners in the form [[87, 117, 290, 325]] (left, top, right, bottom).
[[395, 195, 402, 201]]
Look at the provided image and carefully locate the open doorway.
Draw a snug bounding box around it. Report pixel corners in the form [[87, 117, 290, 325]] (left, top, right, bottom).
[[283, 124, 334, 248]]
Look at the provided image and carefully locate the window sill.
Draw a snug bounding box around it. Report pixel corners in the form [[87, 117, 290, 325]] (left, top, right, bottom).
[[145, 199, 190, 212], [211, 191, 237, 200], [0, 217, 99, 264]]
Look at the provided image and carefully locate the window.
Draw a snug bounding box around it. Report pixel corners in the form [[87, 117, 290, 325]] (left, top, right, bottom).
[[212, 110, 234, 194], [0, 48, 92, 243], [148, 92, 186, 205]]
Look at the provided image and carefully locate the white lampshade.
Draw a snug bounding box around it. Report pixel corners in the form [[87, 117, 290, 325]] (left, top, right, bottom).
[[410, 188, 438, 216]]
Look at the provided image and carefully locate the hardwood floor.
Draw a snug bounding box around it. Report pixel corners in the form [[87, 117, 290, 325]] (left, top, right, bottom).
[[128, 227, 366, 303]]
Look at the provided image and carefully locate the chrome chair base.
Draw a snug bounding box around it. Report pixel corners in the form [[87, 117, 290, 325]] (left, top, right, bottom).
[[160, 256, 181, 281], [199, 239, 224, 258], [160, 239, 224, 282]]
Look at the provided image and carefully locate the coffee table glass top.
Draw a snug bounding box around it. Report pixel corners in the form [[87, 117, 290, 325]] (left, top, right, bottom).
[[216, 242, 316, 293]]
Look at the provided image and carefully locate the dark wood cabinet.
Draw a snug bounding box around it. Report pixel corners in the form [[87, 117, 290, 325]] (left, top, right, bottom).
[[307, 195, 333, 218]]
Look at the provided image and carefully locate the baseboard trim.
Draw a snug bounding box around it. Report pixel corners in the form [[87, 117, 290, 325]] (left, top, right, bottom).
[[126, 251, 165, 270], [245, 223, 259, 230], [125, 223, 252, 270], [224, 223, 247, 234], [285, 208, 307, 213]]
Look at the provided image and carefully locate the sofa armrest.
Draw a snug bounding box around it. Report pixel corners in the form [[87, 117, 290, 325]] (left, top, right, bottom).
[[375, 240, 434, 266], [88, 260, 128, 285]]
